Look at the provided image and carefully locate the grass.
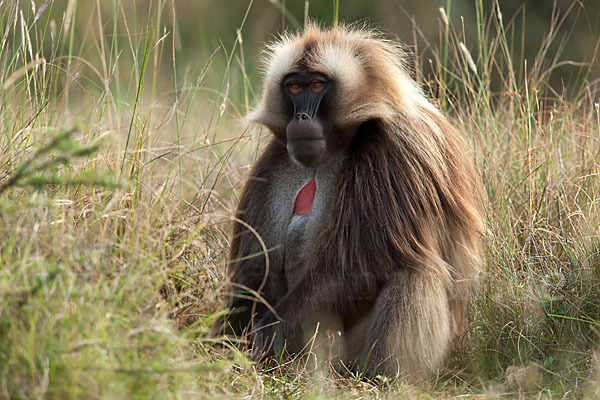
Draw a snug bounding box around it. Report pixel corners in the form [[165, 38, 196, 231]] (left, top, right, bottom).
[[0, 0, 599, 398]]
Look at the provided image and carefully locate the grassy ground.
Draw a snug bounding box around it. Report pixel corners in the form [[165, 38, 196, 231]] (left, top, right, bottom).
[[1, 1, 599, 399]]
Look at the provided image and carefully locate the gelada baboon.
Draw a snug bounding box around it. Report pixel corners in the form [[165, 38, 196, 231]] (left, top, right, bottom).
[[214, 23, 485, 378]]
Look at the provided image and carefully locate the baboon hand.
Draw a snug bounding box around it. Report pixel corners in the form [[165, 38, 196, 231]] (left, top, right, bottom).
[[249, 312, 279, 361]]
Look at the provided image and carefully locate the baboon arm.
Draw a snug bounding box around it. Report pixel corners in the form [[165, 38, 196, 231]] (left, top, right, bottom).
[[216, 141, 290, 336], [222, 217, 288, 336]]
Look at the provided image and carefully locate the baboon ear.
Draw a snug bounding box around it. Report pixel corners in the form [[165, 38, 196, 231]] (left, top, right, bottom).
[[245, 106, 289, 135], [245, 107, 266, 125]]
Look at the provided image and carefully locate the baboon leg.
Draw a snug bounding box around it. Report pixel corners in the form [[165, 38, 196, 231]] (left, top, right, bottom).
[[360, 268, 452, 378]]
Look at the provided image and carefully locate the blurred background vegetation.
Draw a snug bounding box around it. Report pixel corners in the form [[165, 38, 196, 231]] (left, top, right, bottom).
[[34, 0, 599, 112]]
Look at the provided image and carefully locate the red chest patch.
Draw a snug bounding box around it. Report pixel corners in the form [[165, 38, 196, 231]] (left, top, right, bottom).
[[293, 178, 316, 215]]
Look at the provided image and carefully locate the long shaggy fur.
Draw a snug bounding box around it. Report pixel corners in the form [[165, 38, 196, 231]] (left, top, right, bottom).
[[220, 23, 486, 377]]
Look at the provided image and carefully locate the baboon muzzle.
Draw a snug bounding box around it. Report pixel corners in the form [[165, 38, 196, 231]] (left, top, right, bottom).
[[286, 113, 326, 169]]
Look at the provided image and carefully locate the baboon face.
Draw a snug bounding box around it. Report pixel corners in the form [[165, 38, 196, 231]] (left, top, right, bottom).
[[281, 71, 334, 168]]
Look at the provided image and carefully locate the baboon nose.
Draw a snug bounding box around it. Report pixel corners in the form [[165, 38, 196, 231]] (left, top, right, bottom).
[[295, 113, 310, 120]]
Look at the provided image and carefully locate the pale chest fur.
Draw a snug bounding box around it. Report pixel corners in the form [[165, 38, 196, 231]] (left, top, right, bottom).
[[268, 155, 344, 289]]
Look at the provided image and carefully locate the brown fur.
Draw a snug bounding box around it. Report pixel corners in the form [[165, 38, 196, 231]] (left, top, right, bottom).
[[216, 23, 486, 378]]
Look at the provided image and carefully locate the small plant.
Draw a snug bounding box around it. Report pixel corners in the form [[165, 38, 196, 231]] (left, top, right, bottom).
[[0, 128, 117, 195]]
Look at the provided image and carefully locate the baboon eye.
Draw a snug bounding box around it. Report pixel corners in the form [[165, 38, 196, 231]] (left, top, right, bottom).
[[311, 81, 324, 93], [288, 83, 301, 94]]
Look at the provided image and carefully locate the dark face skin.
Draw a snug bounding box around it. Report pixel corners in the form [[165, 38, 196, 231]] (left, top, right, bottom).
[[282, 71, 333, 169]]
